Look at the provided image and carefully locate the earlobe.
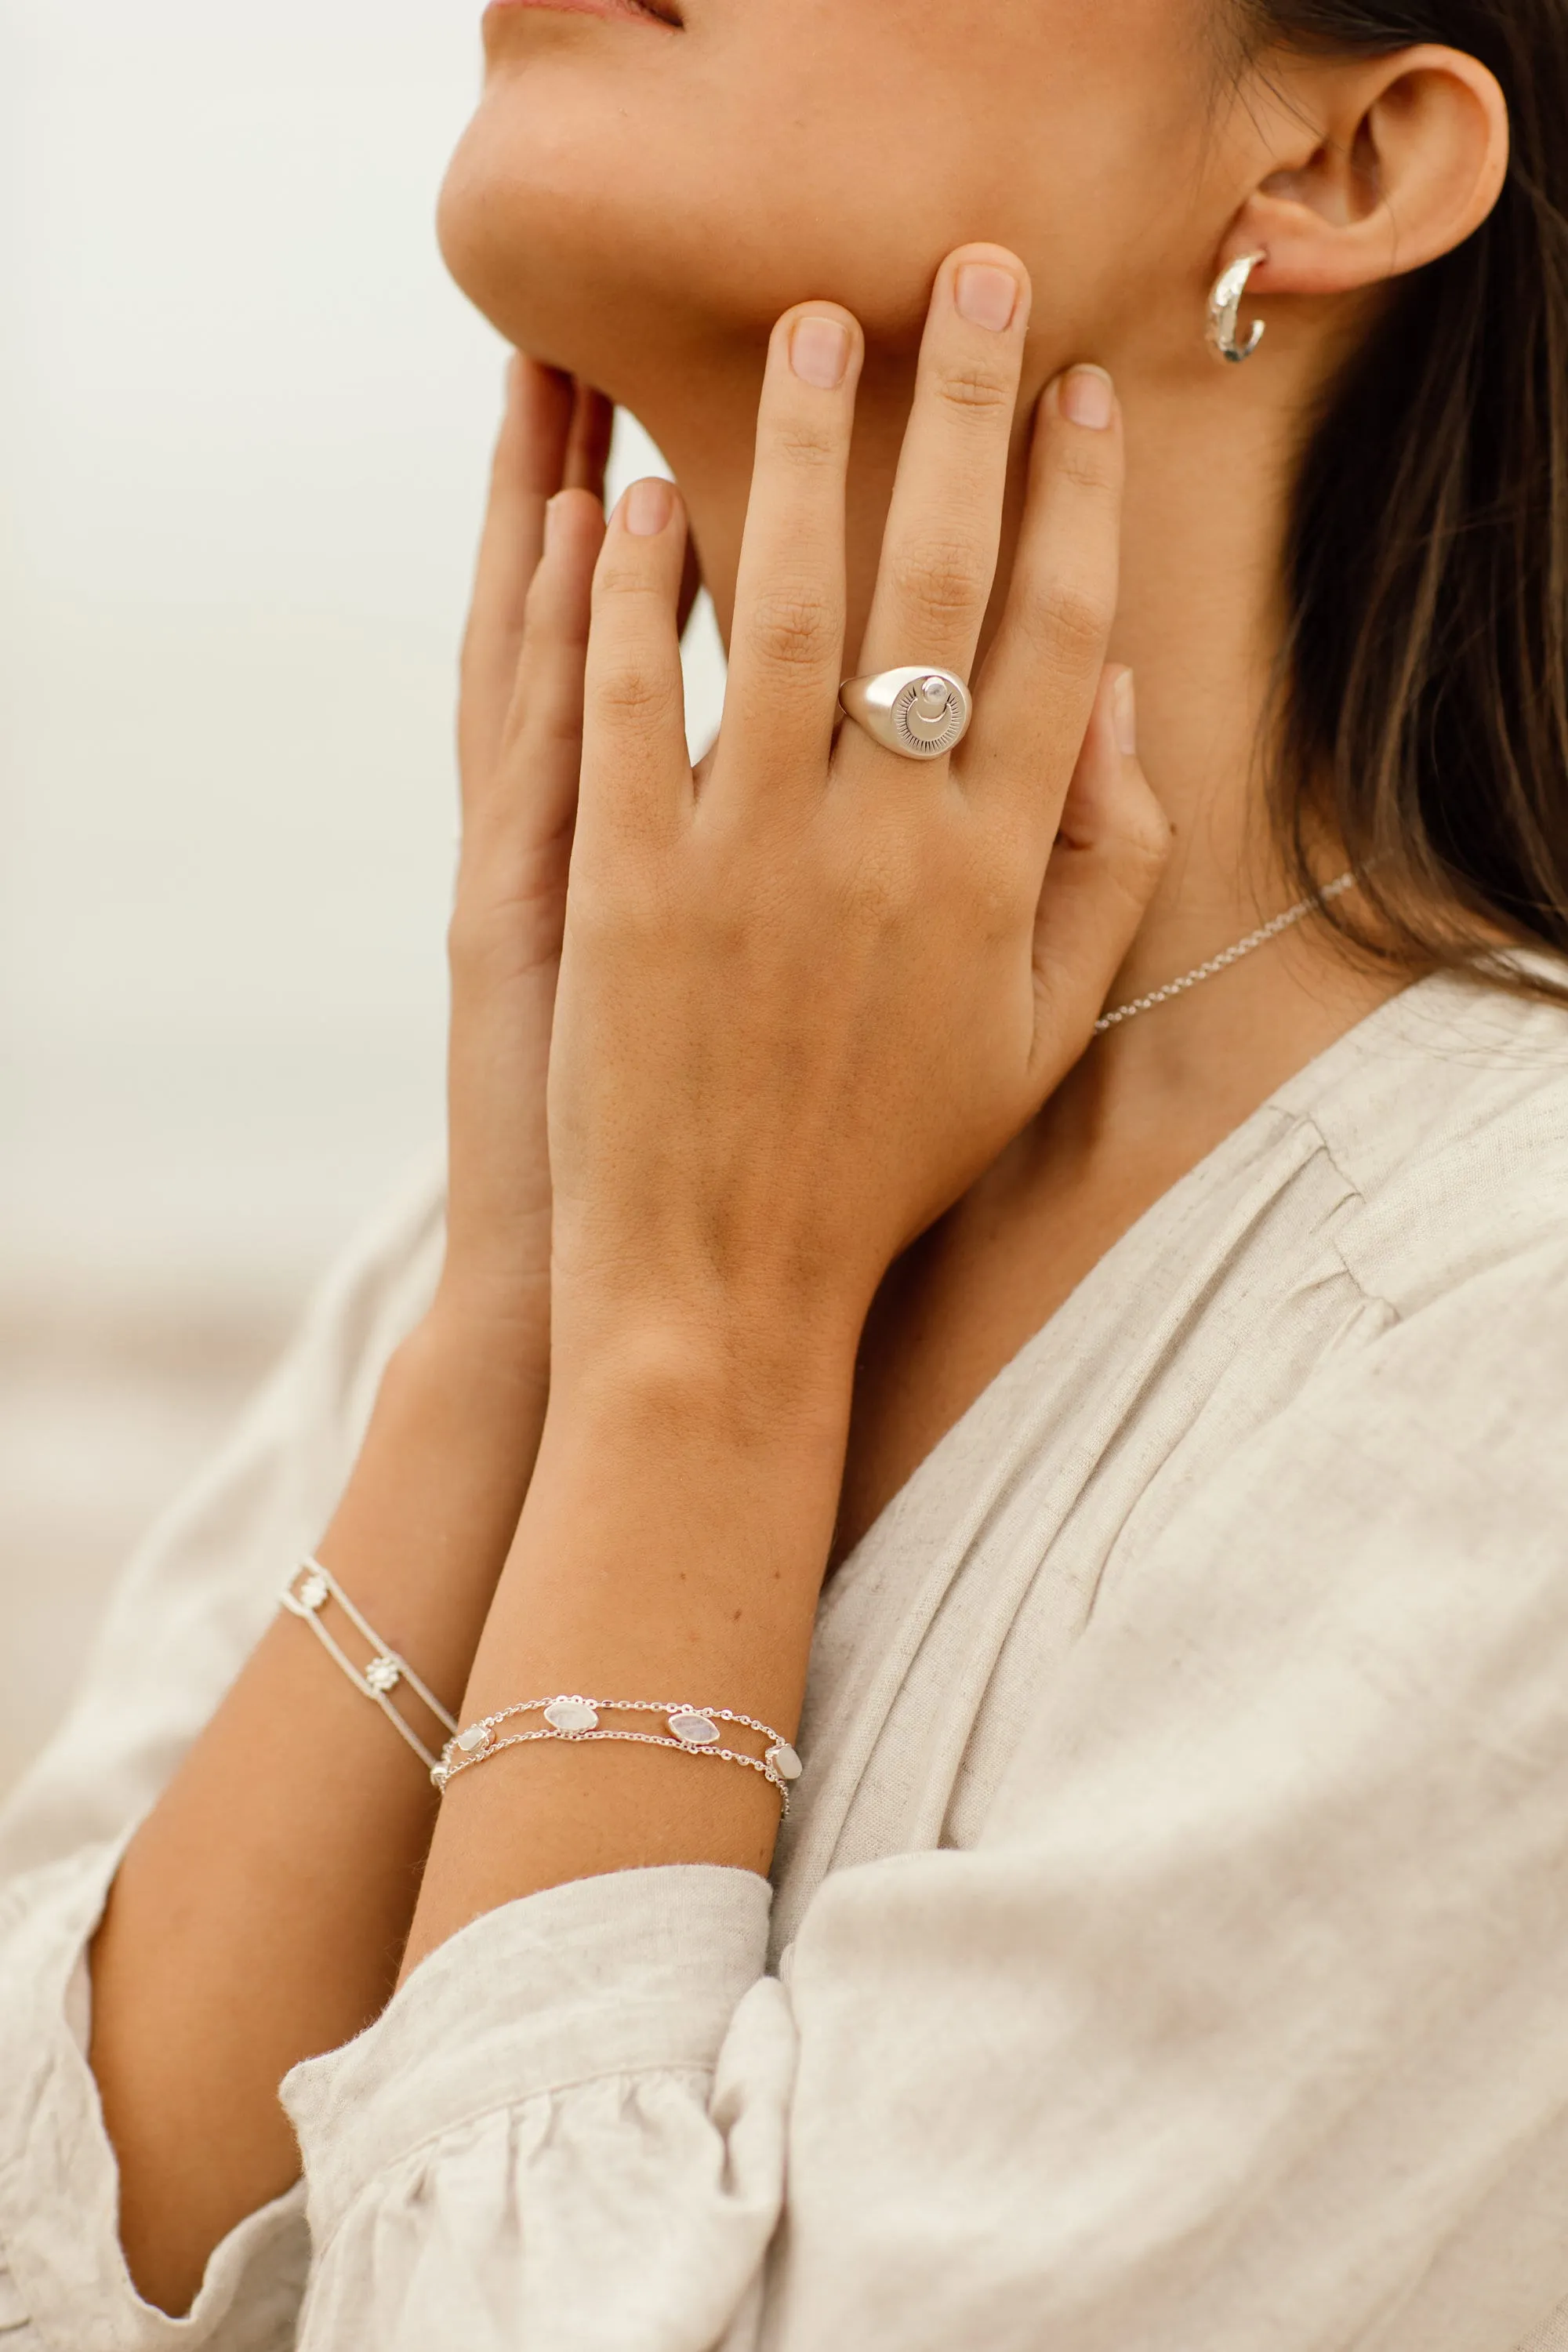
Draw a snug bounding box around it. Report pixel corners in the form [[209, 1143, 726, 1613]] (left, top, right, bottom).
[[1225, 45, 1510, 301]]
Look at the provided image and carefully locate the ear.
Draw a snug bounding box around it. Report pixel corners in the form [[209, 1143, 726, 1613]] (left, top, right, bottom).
[[1227, 45, 1510, 299]]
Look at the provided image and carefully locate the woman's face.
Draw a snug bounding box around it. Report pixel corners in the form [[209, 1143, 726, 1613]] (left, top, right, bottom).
[[440, 0, 1235, 401]]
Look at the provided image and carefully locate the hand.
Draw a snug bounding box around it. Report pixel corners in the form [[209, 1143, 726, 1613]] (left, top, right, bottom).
[[435, 357, 612, 1370], [550, 245, 1169, 1399]]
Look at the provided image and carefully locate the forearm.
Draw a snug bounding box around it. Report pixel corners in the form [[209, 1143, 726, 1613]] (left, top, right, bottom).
[[90, 1301, 545, 2315], [405, 1319, 853, 1968]]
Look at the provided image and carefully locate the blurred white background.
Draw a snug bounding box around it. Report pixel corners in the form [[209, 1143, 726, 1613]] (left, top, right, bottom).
[[0, 0, 725, 1791]]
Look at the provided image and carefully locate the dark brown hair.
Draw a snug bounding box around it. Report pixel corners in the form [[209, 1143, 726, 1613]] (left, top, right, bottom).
[[1235, 0, 1568, 982]]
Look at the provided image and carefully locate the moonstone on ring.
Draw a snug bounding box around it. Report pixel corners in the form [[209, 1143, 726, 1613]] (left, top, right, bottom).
[[839, 666, 972, 761]]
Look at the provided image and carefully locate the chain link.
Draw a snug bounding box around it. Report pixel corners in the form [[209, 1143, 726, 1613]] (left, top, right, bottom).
[[432, 1695, 800, 1814], [1094, 873, 1356, 1035]]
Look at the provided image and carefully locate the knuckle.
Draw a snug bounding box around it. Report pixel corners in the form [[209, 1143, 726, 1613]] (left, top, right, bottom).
[[1025, 574, 1113, 662], [891, 535, 992, 629], [1053, 582, 1114, 658], [446, 902, 479, 975], [980, 868, 1029, 942], [774, 416, 843, 470], [593, 659, 679, 726], [524, 558, 564, 630], [935, 361, 1015, 419], [746, 586, 840, 673], [1122, 799, 1176, 876], [595, 555, 656, 603], [458, 625, 500, 696], [448, 841, 568, 971], [447, 899, 509, 983], [1052, 437, 1120, 496]]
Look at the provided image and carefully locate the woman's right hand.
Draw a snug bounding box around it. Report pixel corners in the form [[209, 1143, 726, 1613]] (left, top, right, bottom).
[[434, 358, 613, 1384], [547, 255, 1167, 1385]]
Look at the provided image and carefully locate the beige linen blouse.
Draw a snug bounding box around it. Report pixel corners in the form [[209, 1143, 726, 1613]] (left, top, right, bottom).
[[5, 971, 1568, 2350]]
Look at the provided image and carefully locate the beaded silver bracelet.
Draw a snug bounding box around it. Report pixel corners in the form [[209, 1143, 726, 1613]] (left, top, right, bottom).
[[433, 1696, 804, 1816], [280, 1558, 459, 1774]]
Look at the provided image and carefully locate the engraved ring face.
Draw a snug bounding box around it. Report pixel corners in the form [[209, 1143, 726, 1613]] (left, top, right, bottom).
[[894, 673, 970, 756], [839, 666, 973, 762]]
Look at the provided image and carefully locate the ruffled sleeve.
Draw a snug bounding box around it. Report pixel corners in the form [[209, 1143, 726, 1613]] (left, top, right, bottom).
[[0, 1846, 307, 2350], [285, 1867, 790, 2352]]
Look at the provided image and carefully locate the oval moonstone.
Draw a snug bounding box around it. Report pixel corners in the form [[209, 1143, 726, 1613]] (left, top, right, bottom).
[[544, 1699, 601, 1735], [455, 1722, 493, 1755], [669, 1711, 722, 1748], [765, 1743, 804, 1784]]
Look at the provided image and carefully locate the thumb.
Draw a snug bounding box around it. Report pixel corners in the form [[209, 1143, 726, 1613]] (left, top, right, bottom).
[[1027, 666, 1171, 1084]]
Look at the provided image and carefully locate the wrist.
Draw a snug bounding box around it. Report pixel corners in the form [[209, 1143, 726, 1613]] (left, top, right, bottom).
[[502, 1327, 851, 1654], [310, 1290, 557, 1715], [549, 1287, 861, 1453], [492, 1319, 852, 1640], [413, 1283, 551, 1421], [412, 1299, 851, 1944]]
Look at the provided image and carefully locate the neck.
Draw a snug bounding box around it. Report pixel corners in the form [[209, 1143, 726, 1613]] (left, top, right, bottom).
[[632, 326, 1399, 1163]]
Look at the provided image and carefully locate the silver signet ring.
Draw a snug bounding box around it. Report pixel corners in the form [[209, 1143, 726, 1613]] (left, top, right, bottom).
[[838, 666, 973, 761]]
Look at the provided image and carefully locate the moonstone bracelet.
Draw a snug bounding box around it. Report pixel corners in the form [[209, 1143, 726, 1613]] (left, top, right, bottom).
[[432, 1695, 804, 1816], [280, 1558, 459, 1774]]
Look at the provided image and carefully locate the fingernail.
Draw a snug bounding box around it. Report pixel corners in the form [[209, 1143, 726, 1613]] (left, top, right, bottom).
[[544, 492, 567, 553], [1058, 365, 1116, 430], [790, 314, 851, 390], [625, 477, 674, 537], [955, 262, 1021, 333], [1112, 668, 1138, 757]]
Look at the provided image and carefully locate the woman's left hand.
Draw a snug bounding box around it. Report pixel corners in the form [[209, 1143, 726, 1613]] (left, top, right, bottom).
[[549, 243, 1169, 1400]]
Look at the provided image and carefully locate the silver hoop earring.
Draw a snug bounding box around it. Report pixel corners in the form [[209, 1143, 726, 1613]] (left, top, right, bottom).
[[1207, 251, 1268, 365]]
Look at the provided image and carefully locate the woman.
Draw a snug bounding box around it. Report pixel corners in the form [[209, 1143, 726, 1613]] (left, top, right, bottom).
[[3, 0, 1568, 2340]]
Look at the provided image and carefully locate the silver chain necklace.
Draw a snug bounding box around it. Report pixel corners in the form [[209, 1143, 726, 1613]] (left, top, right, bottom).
[[1094, 873, 1356, 1036]]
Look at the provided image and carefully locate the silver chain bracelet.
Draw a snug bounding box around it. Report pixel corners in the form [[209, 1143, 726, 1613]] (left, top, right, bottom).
[[280, 1558, 459, 1774], [433, 1696, 804, 1815]]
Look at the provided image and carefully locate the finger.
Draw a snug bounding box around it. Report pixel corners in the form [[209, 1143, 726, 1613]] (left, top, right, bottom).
[[677, 535, 704, 644], [581, 478, 693, 848], [560, 383, 708, 638], [459, 358, 577, 804], [851, 245, 1031, 715], [964, 366, 1124, 839], [716, 302, 864, 808], [460, 487, 605, 884], [564, 383, 615, 503], [1028, 666, 1171, 1087]]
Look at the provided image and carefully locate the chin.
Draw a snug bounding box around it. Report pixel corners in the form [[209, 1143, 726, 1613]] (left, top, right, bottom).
[[437, 106, 648, 383], [436, 68, 790, 393], [437, 81, 955, 394]]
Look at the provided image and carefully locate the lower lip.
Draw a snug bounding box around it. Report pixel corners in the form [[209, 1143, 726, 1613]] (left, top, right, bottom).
[[485, 0, 673, 22]]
